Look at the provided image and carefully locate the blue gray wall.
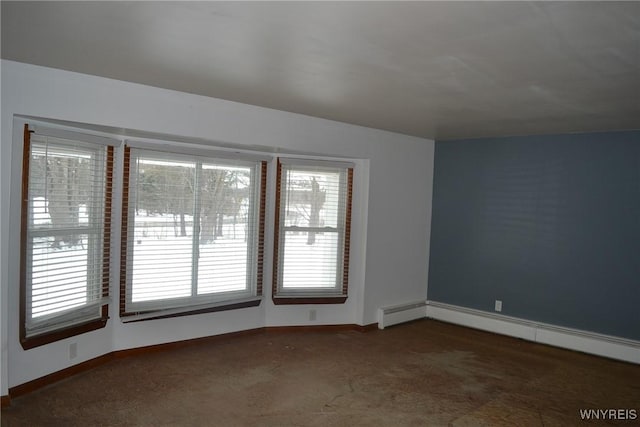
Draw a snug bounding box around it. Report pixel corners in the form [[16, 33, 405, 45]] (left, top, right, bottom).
[[428, 131, 640, 340]]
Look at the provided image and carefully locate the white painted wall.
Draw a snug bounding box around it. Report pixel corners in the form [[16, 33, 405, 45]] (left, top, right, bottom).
[[0, 38, 6, 399], [0, 60, 434, 393]]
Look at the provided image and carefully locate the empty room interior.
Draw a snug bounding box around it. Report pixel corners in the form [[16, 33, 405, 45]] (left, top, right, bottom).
[[1, 1, 639, 425]]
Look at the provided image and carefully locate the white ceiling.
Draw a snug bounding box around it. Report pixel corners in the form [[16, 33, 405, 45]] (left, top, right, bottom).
[[2, 1, 639, 140]]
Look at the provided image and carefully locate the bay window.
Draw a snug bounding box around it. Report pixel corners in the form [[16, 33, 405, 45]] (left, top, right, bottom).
[[18, 118, 357, 348]]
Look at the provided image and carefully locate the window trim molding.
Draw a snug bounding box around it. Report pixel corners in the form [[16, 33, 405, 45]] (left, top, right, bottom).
[[124, 138, 271, 163], [19, 124, 112, 350], [342, 167, 354, 297], [272, 296, 348, 305], [256, 161, 267, 297], [271, 159, 354, 305], [119, 146, 132, 318], [121, 297, 262, 323]]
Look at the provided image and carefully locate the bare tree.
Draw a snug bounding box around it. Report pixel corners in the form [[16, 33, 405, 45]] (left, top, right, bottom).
[[200, 169, 227, 244], [45, 156, 86, 248], [306, 177, 324, 245], [287, 176, 326, 245]]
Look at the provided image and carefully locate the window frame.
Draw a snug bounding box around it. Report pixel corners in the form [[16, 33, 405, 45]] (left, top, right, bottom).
[[19, 124, 114, 349], [119, 144, 267, 321], [272, 158, 354, 305]]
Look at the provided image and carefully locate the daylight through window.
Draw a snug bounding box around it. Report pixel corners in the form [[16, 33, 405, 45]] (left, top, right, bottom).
[[20, 126, 113, 348], [18, 120, 357, 348], [121, 146, 266, 317], [273, 159, 353, 304]]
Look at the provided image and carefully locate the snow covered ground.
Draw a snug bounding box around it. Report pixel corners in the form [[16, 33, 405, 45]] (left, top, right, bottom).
[[31, 205, 340, 318]]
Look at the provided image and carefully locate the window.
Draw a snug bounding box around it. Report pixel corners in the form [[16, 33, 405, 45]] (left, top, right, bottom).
[[120, 145, 266, 320], [20, 125, 114, 349], [272, 158, 353, 304]]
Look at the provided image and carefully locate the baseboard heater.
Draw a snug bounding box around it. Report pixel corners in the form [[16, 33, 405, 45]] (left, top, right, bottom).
[[378, 301, 427, 329]]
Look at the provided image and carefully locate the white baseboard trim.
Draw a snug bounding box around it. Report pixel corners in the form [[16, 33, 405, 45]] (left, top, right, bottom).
[[426, 301, 640, 364]]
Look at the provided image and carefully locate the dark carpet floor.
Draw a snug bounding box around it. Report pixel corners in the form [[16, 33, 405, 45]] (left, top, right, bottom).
[[2, 319, 639, 426]]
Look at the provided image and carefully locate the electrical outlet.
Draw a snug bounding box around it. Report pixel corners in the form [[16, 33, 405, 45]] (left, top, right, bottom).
[[69, 342, 78, 360], [309, 309, 317, 321], [494, 300, 502, 312]]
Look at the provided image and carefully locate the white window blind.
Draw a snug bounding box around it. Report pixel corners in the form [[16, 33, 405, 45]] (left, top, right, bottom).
[[23, 131, 112, 339], [274, 159, 353, 298], [123, 147, 264, 315]]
